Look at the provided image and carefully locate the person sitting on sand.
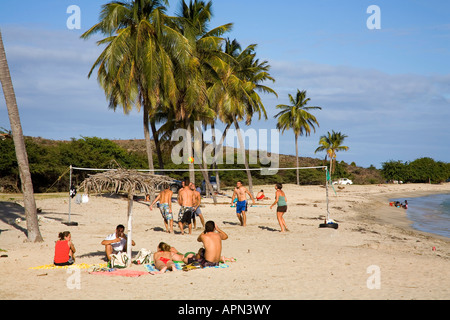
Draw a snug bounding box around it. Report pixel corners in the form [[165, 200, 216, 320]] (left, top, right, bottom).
[[194, 221, 228, 268], [101, 225, 135, 261], [151, 242, 180, 274], [150, 183, 174, 233], [54, 231, 76, 266], [256, 190, 265, 200], [402, 200, 408, 210]]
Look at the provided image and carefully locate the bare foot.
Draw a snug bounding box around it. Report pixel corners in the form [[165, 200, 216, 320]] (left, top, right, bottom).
[[150, 267, 167, 275]]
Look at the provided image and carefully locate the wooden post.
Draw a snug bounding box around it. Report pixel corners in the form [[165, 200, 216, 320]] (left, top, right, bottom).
[[127, 192, 133, 267]]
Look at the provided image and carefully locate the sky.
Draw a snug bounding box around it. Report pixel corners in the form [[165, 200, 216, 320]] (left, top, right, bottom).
[[0, 0, 449, 169]]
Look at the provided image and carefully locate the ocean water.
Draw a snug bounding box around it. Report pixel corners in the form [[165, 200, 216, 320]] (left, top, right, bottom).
[[391, 193, 450, 238]]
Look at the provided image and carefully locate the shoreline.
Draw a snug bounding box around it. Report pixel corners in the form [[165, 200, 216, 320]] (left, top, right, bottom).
[[365, 188, 450, 241]]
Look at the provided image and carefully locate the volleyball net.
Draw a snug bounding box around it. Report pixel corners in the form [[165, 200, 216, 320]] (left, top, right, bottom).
[[66, 164, 335, 225]]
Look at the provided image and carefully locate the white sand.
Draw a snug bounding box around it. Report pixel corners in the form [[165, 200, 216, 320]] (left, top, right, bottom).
[[0, 183, 449, 300]]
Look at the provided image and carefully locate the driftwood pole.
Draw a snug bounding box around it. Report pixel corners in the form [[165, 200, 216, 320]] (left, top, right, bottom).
[[127, 191, 133, 267]]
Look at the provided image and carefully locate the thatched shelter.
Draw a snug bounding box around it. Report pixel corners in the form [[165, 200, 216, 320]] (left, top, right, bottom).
[[79, 169, 173, 266]]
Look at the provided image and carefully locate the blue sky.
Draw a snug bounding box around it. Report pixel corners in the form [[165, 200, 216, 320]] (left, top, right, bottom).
[[1, 0, 449, 169]]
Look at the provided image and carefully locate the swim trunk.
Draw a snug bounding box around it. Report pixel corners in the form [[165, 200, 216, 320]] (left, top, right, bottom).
[[277, 205, 287, 213], [192, 248, 219, 268], [178, 206, 194, 224], [236, 200, 248, 214], [159, 203, 173, 221], [192, 207, 202, 217]]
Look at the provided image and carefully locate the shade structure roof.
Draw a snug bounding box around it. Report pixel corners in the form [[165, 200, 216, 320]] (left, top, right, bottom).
[[78, 168, 174, 266]]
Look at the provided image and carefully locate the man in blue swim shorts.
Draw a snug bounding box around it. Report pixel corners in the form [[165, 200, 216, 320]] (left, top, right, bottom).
[[150, 183, 174, 233], [231, 180, 255, 227]]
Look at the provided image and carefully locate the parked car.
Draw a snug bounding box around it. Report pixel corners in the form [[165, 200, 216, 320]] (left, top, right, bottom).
[[170, 180, 183, 193], [201, 176, 218, 195], [332, 178, 353, 185]]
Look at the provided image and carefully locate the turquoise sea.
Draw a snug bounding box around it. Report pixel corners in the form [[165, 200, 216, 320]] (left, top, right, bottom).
[[391, 193, 450, 238]]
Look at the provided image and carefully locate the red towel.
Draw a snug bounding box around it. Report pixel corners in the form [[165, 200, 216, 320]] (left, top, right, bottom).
[[89, 269, 148, 277]]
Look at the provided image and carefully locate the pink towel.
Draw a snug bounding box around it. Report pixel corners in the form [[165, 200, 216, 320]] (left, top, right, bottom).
[[89, 269, 148, 277]]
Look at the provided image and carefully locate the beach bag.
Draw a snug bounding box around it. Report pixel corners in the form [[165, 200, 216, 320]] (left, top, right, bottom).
[[133, 248, 152, 265], [110, 252, 129, 269]]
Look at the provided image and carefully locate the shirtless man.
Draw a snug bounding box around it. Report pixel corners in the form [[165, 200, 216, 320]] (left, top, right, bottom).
[[190, 182, 205, 229], [150, 183, 174, 233], [231, 180, 255, 226], [196, 221, 228, 267], [177, 177, 195, 235]]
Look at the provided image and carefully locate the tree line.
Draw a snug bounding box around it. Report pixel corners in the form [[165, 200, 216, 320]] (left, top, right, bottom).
[[381, 158, 450, 184]]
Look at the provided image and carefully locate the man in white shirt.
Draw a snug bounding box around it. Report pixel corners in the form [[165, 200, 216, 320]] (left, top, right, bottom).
[[101, 224, 135, 261]]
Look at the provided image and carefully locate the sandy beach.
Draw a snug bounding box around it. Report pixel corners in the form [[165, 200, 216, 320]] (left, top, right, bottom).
[[0, 183, 449, 300]]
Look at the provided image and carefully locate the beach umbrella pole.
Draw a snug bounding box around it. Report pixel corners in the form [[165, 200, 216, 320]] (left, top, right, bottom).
[[326, 166, 330, 221], [127, 192, 133, 267]]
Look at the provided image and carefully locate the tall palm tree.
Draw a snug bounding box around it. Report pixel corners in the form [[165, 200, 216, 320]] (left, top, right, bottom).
[[170, 0, 232, 185], [314, 130, 349, 174], [218, 39, 277, 194], [0, 30, 43, 242], [275, 90, 321, 185], [81, 0, 182, 172]]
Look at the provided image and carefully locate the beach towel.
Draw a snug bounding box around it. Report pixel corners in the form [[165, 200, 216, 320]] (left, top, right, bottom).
[[29, 263, 108, 270], [89, 269, 148, 278], [144, 261, 184, 273], [144, 262, 230, 273]]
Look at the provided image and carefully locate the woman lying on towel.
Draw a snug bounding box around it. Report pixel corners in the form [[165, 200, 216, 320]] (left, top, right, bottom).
[[151, 242, 190, 274]]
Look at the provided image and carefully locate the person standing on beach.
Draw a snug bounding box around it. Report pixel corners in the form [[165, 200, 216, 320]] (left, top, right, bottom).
[[150, 183, 174, 233], [270, 183, 289, 232], [177, 177, 195, 235], [190, 182, 205, 229], [231, 180, 256, 226], [196, 221, 228, 267]]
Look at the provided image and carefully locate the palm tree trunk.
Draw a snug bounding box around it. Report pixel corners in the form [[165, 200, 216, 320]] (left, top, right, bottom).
[[150, 118, 164, 170], [233, 117, 253, 196], [295, 133, 299, 185], [185, 119, 195, 184], [143, 104, 155, 173], [0, 31, 43, 242], [210, 122, 221, 193]]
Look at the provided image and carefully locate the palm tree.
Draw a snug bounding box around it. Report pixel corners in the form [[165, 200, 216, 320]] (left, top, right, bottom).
[[217, 39, 277, 194], [0, 30, 43, 242], [81, 0, 182, 172], [169, 0, 232, 185], [315, 130, 349, 175], [275, 90, 321, 185]]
